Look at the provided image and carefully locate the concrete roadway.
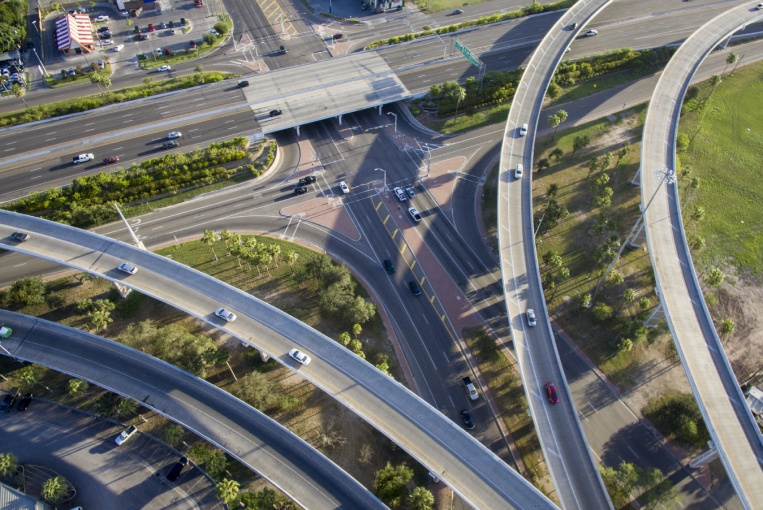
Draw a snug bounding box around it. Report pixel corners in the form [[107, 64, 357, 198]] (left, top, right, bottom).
[[0, 210, 555, 509], [497, 0, 614, 508], [640, 3, 763, 508], [0, 309, 386, 510]]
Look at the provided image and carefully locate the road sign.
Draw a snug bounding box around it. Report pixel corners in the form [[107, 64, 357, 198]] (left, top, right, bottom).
[[455, 40, 479, 68]]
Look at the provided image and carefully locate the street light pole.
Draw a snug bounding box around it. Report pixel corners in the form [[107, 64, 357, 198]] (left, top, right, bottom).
[[375, 167, 387, 190], [387, 112, 397, 136], [590, 168, 676, 303]]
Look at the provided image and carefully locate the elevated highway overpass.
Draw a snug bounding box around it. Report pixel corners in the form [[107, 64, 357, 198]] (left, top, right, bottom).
[[640, 3, 763, 508]]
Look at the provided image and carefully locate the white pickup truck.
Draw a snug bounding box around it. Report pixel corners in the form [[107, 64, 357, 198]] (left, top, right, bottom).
[[72, 153, 94, 165], [463, 376, 479, 400]]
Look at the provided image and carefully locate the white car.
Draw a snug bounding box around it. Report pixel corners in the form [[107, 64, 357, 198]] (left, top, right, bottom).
[[289, 348, 311, 365], [157, 65, 172, 72], [100, 39, 113, 46], [115, 424, 138, 445], [117, 262, 138, 275], [585, 29, 598, 37], [393, 187, 407, 201], [514, 164, 523, 179], [518, 123, 528, 136], [167, 131, 182, 139], [757, 3, 763, 9], [94, 15, 109, 22], [208, 29, 219, 36], [408, 207, 422, 222], [339, 181, 350, 194], [72, 153, 95, 165], [526, 309, 537, 327], [114, 44, 124, 52], [215, 307, 237, 322]]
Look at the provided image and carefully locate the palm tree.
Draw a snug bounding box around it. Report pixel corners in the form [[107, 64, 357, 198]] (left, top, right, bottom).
[[11, 83, 28, 108]]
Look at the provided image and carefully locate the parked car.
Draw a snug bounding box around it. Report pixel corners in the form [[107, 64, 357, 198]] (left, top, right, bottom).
[[158, 22, 167, 29], [189, 40, 197, 49], [289, 348, 311, 365], [157, 65, 172, 72], [115, 424, 138, 445], [545, 382, 559, 404], [17, 393, 33, 411], [103, 155, 119, 164], [163, 48, 173, 56], [0, 391, 19, 413], [215, 308, 237, 322], [166, 456, 188, 481], [10, 232, 30, 242], [99, 39, 113, 46], [117, 262, 139, 275], [94, 15, 109, 22], [99, 31, 112, 39], [0, 326, 12, 339], [114, 44, 124, 52], [460, 409, 474, 429], [393, 187, 407, 201], [148, 23, 155, 31], [195, 0, 203, 7], [135, 34, 147, 41], [97, 26, 110, 33], [208, 29, 219, 36]]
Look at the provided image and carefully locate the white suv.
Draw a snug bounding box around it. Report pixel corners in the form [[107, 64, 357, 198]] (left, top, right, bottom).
[[72, 153, 94, 164], [393, 187, 407, 201]]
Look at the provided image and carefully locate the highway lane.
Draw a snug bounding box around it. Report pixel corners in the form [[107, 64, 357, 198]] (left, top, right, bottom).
[[640, 4, 763, 508], [0, 309, 387, 510], [0, 211, 556, 509], [498, 0, 615, 507]]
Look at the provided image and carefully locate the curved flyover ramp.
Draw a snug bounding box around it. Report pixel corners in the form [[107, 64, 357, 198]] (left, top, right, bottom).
[[497, 0, 614, 509], [640, 4, 763, 508], [0, 309, 386, 510], [0, 211, 555, 510]]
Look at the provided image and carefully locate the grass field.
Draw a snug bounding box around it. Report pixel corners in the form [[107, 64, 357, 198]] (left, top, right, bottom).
[[677, 62, 763, 275]]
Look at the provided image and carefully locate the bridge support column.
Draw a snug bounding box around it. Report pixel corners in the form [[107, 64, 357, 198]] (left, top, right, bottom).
[[114, 282, 132, 299], [377, 105, 383, 115], [295, 125, 300, 136], [689, 441, 718, 468], [338, 114, 342, 125], [644, 288, 665, 329]]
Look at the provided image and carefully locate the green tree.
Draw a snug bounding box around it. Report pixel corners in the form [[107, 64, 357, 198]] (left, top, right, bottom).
[[550, 147, 564, 160], [537, 158, 550, 171], [352, 323, 362, 338], [720, 318, 735, 335], [409, 486, 435, 510], [579, 293, 592, 308], [19, 364, 44, 387], [232, 371, 277, 409], [688, 234, 705, 251], [547, 113, 560, 134], [638, 297, 650, 310], [571, 134, 591, 158], [0, 452, 18, 477], [347, 295, 376, 324], [89, 71, 104, 95], [68, 378, 90, 396], [164, 424, 184, 447], [546, 81, 561, 99], [676, 132, 690, 151], [88, 308, 113, 331], [705, 268, 724, 287], [546, 183, 559, 199], [8, 276, 46, 306], [339, 331, 351, 346], [11, 82, 28, 108], [374, 462, 414, 507], [117, 398, 137, 417], [349, 338, 364, 356], [42, 476, 68, 503], [216, 478, 240, 504], [724, 52, 738, 74], [592, 302, 613, 321], [623, 288, 636, 303]]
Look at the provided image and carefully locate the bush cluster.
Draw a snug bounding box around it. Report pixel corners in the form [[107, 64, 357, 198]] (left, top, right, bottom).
[[553, 47, 675, 86]]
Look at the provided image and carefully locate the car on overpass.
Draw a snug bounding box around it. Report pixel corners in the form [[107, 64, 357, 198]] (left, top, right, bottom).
[[0, 326, 12, 339], [215, 308, 237, 322]]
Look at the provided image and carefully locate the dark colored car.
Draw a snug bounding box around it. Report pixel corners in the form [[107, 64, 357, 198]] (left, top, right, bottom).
[[460, 410, 474, 430], [569, 22, 578, 30], [163, 48, 172, 55], [279, 45, 287, 54], [103, 156, 119, 165], [97, 26, 110, 33], [383, 259, 395, 274], [545, 382, 559, 404], [332, 33, 343, 40], [269, 109, 283, 117], [237, 80, 249, 88], [0, 391, 19, 413], [189, 40, 197, 49], [409, 280, 422, 296], [158, 22, 167, 29], [298, 176, 316, 185], [294, 186, 307, 195], [99, 31, 112, 39], [166, 456, 188, 481], [405, 186, 415, 198], [17, 393, 32, 411], [136, 34, 147, 41], [10, 232, 30, 242], [162, 140, 180, 149]]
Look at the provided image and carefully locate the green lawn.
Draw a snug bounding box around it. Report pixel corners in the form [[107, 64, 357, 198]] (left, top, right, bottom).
[[677, 62, 763, 274]]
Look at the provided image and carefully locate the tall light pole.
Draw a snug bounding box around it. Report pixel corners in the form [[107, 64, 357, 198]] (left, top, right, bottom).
[[375, 167, 387, 190], [590, 167, 676, 303], [387, 112, 397, 136], [32, 47, 50, 77], [31, 20, 40, 35]]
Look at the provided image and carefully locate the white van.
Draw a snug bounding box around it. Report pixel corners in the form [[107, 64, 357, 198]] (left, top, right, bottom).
[[515, 164, 523, 179]]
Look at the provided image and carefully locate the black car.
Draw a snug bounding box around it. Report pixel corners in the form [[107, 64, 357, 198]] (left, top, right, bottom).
[[11, 232, 30, 242], [97, 26, 110, 33], [294, 186, 307, 195], [298, 176, 316, 185], [269, 109, 283, 117], [17, 393, 33, 411], [162, 140, 180, 149], [461, 410, 475, 430], [237, 80, 249, 88], [99, 31, 112, 39], [383, 259, 395, 274], [166, 456, 188, 481], [409, 280, 422, 296], [158, 22, 167, 29], [0, 391, 19, 413]]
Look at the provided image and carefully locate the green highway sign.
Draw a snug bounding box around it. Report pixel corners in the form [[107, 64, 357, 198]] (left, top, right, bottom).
[[455, 40, 480, 68]]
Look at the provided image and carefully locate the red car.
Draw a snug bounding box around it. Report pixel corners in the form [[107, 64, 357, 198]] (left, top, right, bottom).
[[103, 155, 119, 164], [195, 0, 203, 6], [545, 382, 559, 404], [148, 23, 155, 31]]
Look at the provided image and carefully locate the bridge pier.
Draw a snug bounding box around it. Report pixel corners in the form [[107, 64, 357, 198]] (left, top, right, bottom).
[[689, 441, 718, 468]]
